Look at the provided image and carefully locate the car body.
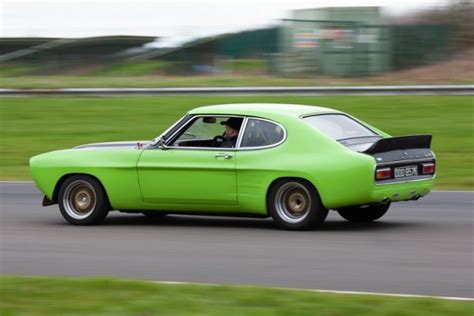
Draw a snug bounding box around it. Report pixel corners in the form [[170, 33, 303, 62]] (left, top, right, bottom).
[[30, 103, 436, 230]]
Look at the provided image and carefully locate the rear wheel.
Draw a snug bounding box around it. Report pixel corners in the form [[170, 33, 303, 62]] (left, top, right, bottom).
[[337, 203, 390, 223], [267, 179, 328, 230], [58, 175, 110, 225]]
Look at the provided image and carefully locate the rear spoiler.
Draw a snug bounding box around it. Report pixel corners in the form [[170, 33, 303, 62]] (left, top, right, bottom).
[[363, 135, 432, 155]]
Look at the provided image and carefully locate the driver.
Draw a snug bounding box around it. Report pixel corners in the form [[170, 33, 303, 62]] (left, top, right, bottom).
[[220, 117, 242, 148]]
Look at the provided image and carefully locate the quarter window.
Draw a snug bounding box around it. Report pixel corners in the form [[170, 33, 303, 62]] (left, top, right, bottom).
[[241, 119, 284, 148]]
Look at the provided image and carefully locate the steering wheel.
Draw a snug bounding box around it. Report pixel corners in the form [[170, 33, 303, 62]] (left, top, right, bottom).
[[212, 135, 226, 147]]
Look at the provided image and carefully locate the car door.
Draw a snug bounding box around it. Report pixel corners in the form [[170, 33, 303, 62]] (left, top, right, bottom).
[[137, 116, 240, 205]]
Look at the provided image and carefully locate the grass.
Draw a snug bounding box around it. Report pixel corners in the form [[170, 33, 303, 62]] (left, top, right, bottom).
[[1, 75, 473, 89], [0, 95, 472, 189], [92, 61, 186, 76], [0, 75, 343, 88], [1, 276, 472, 315], [91, 59, 267, 76], [231, 58, 268, 73], [0, 64, 39, 77]]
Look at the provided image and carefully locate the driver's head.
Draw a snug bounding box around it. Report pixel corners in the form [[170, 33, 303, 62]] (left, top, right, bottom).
[[221, 117, 242, 139]]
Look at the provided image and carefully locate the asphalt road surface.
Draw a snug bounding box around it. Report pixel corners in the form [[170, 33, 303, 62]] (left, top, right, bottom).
[[1, 182, 472, 298]]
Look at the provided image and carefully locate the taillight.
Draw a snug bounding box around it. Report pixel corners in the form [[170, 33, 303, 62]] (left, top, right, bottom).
[[376, 167, 392, 180], [422, 163, 436, 174]]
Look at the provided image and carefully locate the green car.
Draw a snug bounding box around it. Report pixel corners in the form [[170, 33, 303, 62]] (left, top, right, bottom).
[[30, 104, 436, 230]]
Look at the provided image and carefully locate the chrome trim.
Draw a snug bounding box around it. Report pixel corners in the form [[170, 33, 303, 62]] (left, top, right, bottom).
[[161, 115, 196, 146], [151, 114, 188, 146], [158, 146, 238, 152], [215, 153, 233, 159], [299, 111, 339, 119], [376, 158, 435, 166], [235, 117, 249, 148], [158, 114, 287, 152], [238, 117, 287, 151], [164, 114, 245, 148]]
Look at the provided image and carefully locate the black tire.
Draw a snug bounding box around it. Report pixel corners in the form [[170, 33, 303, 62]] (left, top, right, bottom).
[[58, 175, 110, 225], [267, 179, 328, 230], [141, 211, 168, 218], [337, 203, 390, 223]]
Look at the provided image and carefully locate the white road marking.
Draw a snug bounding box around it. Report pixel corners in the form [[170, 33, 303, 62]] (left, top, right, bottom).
[[432, 190, 474, 193], [154, 281, 474, 301]]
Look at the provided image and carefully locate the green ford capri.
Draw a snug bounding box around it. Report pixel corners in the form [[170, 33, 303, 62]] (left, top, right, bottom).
[[30, 104, 436, 230]]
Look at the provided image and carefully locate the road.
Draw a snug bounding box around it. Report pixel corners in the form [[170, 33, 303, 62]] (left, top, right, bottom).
[[1, 182, 472, 298]]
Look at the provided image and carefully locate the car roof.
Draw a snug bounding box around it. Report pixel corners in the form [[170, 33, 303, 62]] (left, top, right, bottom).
[[189, 103, 340, 119]]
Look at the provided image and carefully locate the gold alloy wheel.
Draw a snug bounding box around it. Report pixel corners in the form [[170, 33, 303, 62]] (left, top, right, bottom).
[[63, 180, 97, 220], [275, 182, 312, 224]]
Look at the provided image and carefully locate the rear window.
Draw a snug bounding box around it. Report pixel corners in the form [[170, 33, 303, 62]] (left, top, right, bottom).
[[303, 114, 377, 140]]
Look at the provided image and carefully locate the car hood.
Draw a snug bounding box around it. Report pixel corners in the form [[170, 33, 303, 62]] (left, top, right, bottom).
[[74, 141, 149, 150]]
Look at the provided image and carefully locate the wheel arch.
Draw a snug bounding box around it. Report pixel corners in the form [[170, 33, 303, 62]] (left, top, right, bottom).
[[266, 176, 325, 211], [52, 173, 111, 208]]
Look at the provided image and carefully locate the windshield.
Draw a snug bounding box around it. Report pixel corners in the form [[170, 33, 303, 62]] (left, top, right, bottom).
[[303, 114, 379, 141], [149, 114, 192, 145]]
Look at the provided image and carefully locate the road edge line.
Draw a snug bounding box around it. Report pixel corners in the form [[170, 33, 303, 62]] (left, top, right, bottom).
[[154, 281, 473, 301]]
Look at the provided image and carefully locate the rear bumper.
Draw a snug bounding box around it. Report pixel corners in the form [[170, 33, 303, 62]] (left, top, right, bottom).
[[370, 178, 434, 203]]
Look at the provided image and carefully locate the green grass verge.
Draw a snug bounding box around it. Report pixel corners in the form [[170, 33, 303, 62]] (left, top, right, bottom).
[[1, 276, 472, 315], [1, 75, 473, 89], [91, 61, 186, 76], [0, 75, 340, 88], [1, 95, 472, 189], [91, 59, 266, 76], [0, 64, 39, 77]]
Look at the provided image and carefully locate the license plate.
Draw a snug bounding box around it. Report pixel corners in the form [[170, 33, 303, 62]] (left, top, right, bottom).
[[394, 166, 418, 178]]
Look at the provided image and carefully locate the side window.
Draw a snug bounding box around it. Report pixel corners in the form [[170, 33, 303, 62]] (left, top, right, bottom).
[[175, 117, 226, 142], [241, 119, 285, 148], [168, 116, 243, 148]]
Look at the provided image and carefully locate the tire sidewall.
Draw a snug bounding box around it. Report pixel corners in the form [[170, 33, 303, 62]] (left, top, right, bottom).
[[58, 175, 109, 225], [267, 179, 328, 230]]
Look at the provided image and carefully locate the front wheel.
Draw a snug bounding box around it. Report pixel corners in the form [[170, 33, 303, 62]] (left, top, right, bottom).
[[58, 175, 110, 225], [267, 179, 328, 230], [337, 203, 390, 223]]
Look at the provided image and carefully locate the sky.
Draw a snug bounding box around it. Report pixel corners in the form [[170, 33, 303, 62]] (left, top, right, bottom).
[[1, 0, 450, 42]]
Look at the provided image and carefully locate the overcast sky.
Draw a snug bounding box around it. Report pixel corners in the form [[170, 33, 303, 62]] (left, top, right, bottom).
[[1, 0, 450, 41]]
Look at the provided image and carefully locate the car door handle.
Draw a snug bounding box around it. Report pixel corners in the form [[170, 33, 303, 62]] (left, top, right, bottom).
[[215, 153, 233, 159]]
